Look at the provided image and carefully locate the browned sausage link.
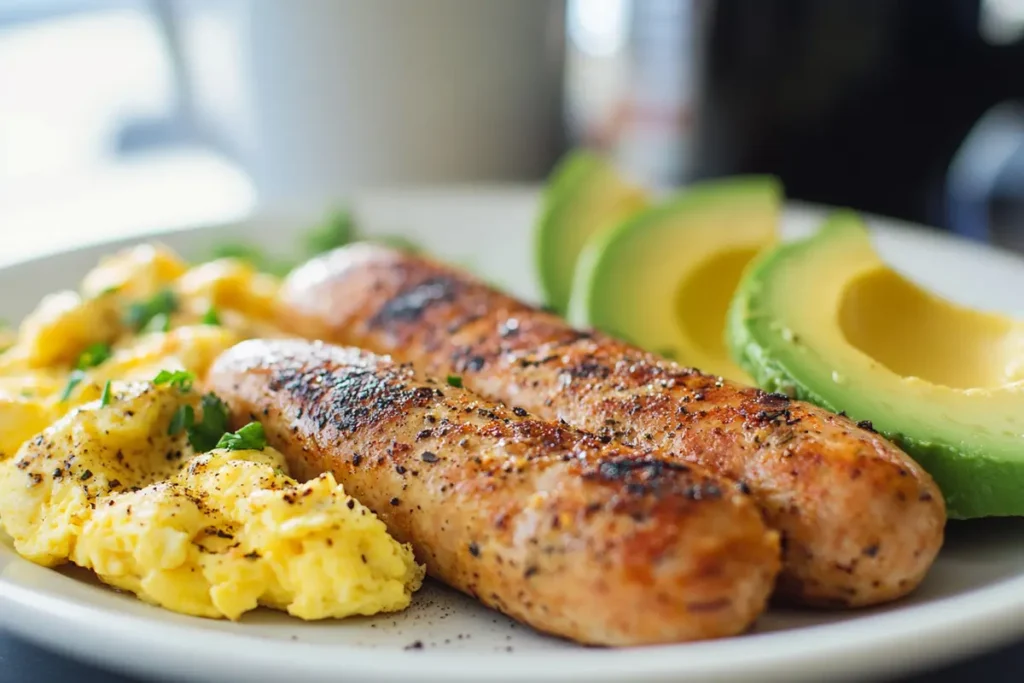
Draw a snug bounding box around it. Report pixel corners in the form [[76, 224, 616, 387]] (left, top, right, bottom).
[[280, 245, 946, 608], [208, 339, 780, 646]]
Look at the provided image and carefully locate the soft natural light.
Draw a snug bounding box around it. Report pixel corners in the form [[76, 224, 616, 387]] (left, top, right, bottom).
[[0, 4, 255, 260]]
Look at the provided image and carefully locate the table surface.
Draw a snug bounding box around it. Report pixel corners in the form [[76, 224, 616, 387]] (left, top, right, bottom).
[[1, 627, 1022, 682]]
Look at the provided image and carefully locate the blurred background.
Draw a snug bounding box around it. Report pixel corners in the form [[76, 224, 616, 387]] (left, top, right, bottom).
[[4, 0, 1024, 257]]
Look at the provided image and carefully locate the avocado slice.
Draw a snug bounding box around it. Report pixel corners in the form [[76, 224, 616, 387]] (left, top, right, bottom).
[[569, 176, 781, 382], [534, 150, 649, 314], [728, 211, 1024, 518]]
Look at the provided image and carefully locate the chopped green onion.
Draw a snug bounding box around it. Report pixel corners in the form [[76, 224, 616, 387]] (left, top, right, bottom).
[[99, 380, 112, 407], [60, 370, 85, 402], [201, 307, 220, 326], [446, 374, 463, 388]]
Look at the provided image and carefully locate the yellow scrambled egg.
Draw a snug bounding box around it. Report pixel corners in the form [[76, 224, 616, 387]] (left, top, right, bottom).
[[0, 244, 424, 621]]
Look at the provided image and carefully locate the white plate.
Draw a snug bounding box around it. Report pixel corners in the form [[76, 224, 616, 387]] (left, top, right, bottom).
[[2, 187, 1024, 683]]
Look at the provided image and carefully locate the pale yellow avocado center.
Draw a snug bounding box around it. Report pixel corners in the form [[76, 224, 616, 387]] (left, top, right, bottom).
[[839, 266, 1024, 390], [675, 247, 762, 381]]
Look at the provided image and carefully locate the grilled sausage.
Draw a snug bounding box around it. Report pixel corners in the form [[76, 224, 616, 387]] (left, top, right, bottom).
[[279, 245, 946, 608], [208, 339, 780, 646]]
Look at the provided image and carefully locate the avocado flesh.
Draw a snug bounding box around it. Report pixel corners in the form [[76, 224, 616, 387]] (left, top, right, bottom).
[[728, 211, 1024, 518], [534, 150, 648, 314], [570, 176, 781, 382]]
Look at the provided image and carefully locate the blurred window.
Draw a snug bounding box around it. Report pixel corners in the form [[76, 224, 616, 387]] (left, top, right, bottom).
[[0, 0, 253, 261]]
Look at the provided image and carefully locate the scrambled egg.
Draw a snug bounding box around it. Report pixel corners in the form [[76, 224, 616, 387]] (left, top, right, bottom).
[[0, 243, 424, 621]]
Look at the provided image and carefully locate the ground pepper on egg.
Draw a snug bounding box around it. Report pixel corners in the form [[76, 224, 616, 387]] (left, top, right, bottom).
[[0, 242, 424, 621]]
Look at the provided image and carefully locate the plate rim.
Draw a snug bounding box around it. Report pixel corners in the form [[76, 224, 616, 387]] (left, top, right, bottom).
[[2, 188, 1024, 682]]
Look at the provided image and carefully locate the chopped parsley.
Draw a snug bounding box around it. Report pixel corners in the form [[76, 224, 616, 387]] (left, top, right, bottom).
[[99, 380, 112, 407], [216, 422, 267, 451], [153, 369, 195, 392], [208, 207, 422, 275], [125, 289, 178, 332], [143, 313, 171, 333], [168, 404, 194, 436], [76, 342, 112, 370], [201, 306, 220, 326], [186, 393, 230, 452], [446, 374, 463, 388], [60, 370, 85, 402], [211, 243, 292, 277], [304, 209, 355, 257], [374, 234, 422, 254]]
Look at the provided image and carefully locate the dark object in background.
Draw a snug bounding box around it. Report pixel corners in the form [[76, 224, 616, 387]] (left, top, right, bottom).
[[695, 0, 1024, 236]]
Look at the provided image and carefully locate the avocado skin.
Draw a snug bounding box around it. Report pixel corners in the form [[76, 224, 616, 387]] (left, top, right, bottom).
[[534, 150, 612, 315], [727, 230, 1015, 520]]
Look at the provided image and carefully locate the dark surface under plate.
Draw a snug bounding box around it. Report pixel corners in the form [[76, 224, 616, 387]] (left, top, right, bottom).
[[1, 628, 1021, 682]]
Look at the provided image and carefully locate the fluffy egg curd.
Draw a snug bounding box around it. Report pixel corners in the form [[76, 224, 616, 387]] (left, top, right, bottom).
[[0, 244, 424, 621]]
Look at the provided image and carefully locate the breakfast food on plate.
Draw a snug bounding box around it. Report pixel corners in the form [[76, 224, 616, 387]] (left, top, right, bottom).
[[0, 243, 280, 462], [0, 242, 423, 621], [535, 150, 649, 315], [0, 380, 423, 619], [208, 339, 782, 646], [729, 211, 1024, 519], [280, 243, 946, 608], [568, 175, 781, 383]]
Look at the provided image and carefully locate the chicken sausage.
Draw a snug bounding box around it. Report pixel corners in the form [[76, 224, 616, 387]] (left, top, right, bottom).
[[279, 245, 946, 607], [208, 339, 781, 646]]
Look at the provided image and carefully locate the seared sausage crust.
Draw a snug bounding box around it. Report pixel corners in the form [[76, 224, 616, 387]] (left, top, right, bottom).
[[208, 340, 780, 646], [280, 245, 946, 607]]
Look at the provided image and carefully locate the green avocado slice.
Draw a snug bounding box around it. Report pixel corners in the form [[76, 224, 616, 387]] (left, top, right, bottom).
[[568, 176, 781, 382], [534, 150, 648, 314], [728, 211, 1024, 518]]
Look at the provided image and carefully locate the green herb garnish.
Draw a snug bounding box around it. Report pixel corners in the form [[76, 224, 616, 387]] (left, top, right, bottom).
[[126, 289, 178, 332], [75, 342, 112, 370], [207, 206, 425, 276], [168, 404, 194, 436], [153, 369, 195, 392], [374, 234, 422, 254], [99, 380, 112, 407], [215, 422, 267, 451], [186, 393, 230, 452], [60, 370, 85, 402], [201, 307, 220, 326], [446, 374, 463, 388], [143, 312, 171, 333], [211, 243, 292, 277], [305, 209, 355, 257]]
